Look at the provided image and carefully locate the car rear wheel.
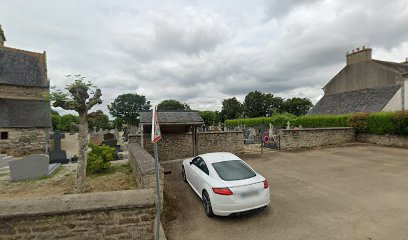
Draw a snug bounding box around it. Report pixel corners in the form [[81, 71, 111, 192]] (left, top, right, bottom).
[[182, 166, 187, 183], [202, 191, 214, 217]]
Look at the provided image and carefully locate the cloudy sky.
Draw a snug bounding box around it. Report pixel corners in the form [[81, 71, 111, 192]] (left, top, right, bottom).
[[1, 0, 408, 114]]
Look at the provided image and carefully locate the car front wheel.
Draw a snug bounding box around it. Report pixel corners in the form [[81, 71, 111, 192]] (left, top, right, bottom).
[[202, 191, 214, 217]]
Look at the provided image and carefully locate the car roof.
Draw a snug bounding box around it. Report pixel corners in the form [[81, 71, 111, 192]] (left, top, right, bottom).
[[198, 152, 241, 164]]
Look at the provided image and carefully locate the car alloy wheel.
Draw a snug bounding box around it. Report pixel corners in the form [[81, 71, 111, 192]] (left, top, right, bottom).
[[202, 191, 214, 217], [182, 167, 187, 183]]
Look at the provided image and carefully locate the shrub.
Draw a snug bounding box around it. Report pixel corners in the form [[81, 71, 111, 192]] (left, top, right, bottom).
[[87, 144, 116, 174], [225, 111, 408, 135], [349, 112, 371, 133], [366, 112, 397, 135], [291, 114, 351, 128], [392, 111, 408, 136], [224, 113, 295, 127]]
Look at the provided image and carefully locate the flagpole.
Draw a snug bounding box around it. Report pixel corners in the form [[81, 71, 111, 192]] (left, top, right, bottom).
[[152, 106, 161, 240], [154, 142, 160, 240]]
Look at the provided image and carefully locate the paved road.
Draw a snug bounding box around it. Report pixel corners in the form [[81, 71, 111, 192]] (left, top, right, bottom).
[[162, 144, 408, 240]]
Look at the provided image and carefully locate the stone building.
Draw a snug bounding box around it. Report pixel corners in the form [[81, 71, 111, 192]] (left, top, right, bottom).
[[0, 25, 51, 156], [309, 47, 408, 114]]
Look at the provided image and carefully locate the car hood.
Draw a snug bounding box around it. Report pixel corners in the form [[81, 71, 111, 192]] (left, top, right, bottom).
[[219, 174, 265, 188]]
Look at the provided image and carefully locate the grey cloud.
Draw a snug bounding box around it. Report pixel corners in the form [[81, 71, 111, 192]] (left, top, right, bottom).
[[264, 0, 321, 19], [2, 0, 408, 113]]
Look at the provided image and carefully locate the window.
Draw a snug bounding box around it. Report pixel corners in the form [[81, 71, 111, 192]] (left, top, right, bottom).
[[194, 158, 209, 175], [0, 132, 8, 140], [212, 160, 256, 181]]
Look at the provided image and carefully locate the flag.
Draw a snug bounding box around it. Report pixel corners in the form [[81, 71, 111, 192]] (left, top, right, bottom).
[[151, 106, 162, 143]]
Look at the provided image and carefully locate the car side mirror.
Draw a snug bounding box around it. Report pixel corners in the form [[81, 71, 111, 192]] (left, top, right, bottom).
[[190, 161, 194, 165]]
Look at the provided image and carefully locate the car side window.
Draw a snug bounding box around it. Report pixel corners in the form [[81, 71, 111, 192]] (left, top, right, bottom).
[[195, 158, 209, 175], [191, 157, 199, 165]]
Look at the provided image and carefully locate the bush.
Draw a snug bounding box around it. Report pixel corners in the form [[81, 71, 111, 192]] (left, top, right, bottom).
[[291, 114, 351, 128], [392, 111, 408, 136], [366, 112, 397, 135], [224, 113, 295, 127], [348, 112, 371, 133], [87, 144, 116, 174], [225, 111, 408, 135]]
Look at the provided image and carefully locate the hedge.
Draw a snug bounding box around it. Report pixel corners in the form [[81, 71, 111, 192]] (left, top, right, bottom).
[[224, 113, 295, 127], [225, 111, 408, 136], [350, 111, 408, 136], [291, 114, 351, 128]]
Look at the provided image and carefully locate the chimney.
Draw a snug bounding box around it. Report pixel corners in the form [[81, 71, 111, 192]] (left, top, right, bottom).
[[402, 57, 408, 66], [346, 46, 372, 65], [0, 25, 5, 47]]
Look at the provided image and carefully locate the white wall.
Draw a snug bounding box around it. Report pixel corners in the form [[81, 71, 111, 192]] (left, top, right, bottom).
[[383, 88, 402, 111]]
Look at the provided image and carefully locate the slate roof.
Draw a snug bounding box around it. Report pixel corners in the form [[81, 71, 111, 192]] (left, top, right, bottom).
[[309, 86, 400, 115], [0, 47, 47, 87], [373, 60, 408, 74], [0, 99, 51, 128], [139, 111, 204, 125]]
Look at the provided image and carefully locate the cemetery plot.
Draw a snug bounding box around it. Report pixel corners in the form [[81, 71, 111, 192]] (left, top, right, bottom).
[[0, 163, 137, 200]]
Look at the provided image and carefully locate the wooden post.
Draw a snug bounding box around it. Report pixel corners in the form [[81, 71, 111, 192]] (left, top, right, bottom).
[[192, 126, 198, 156], [195, 126, 198, 155], [140, 124, 144, 148]]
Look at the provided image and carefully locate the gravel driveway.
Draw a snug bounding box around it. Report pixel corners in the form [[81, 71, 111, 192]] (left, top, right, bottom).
[[162, 143, 408, 240]]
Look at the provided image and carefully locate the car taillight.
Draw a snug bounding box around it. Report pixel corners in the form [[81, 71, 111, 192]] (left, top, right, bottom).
[[263, 180, 269, 189], [212, 188, 233, 195]]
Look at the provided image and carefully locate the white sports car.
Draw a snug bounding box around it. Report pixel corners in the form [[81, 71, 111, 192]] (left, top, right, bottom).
[[182, 152, 270, 217]]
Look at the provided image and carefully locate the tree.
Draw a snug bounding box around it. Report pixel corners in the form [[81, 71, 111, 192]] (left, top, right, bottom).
[[108, 93, 150, 126], [244, 91, 287, 117], [157, 99, 191, 111], [283, 97, 313, 116], [51, 75, 102, 193], [243, 91, 266, 118], [88, 110, 110, 130], [51, 109, 60, 130], [220, 97, 243, 122], [112, 117, 124, 130], [199, 111, 220, 126], [58, 114, 80, 132], [264, 94, 284, 116]]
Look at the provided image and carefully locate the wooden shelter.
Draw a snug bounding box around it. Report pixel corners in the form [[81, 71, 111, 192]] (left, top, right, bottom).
[[139, 111, 204, 156]]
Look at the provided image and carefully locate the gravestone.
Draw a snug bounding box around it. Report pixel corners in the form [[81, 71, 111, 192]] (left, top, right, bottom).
[[49, 131, 69, 164], [9, 154, 61, 181], [90, 132, 103, 145], [102, 140, 118, 149], [103, 132, 115, 140], [102, 132, 118, 149], [244, 127, 256, 144]]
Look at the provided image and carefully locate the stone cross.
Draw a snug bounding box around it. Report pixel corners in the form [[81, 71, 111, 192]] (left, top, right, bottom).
[[49, 131, 68, 164], [269, 123, 274, 136], [50, 130, 65, 152]]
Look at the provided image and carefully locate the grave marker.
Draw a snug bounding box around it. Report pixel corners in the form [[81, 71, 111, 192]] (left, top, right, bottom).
[[49, 131, 69, 164]]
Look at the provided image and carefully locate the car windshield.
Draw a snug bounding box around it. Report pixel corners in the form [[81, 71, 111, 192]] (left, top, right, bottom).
[[212, 160, 256, 181]]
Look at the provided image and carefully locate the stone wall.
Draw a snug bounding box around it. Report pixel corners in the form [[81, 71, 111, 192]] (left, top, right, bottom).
[[279, 127, 355, 150], [0, 85, 49, 100], [0, 190, 156, 240], [357, 133, 408, 148], [198, 131, 245, 154], [127, 143, 164, 189], [130, 133, 193, 161], [0, 127, 49, 156], [129, 131, 244, 161]]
